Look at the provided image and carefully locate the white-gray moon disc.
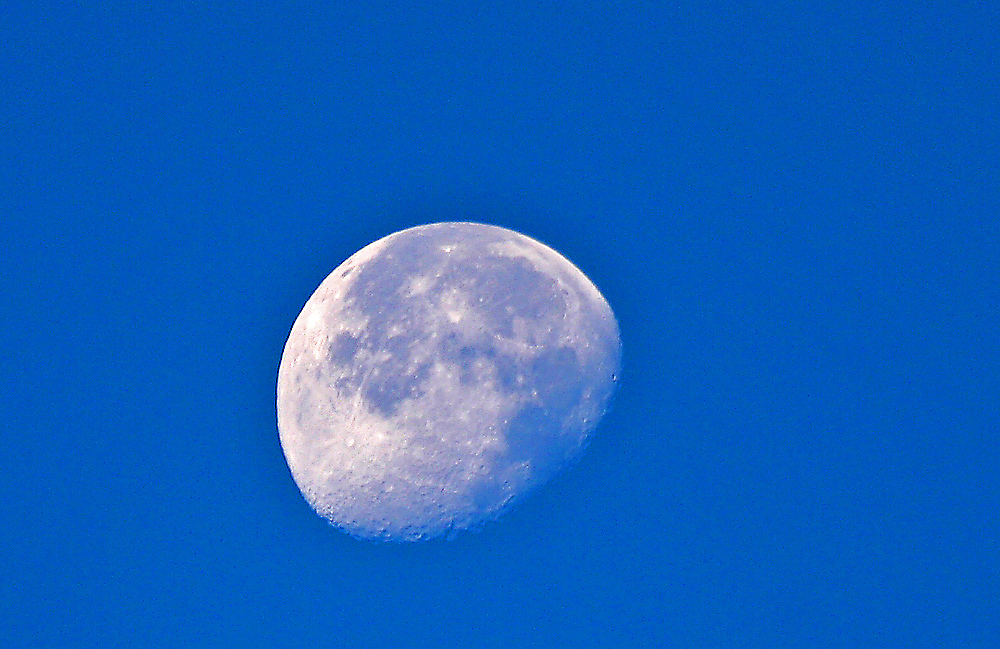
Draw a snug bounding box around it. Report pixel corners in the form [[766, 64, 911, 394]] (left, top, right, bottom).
[[277, 222, 621, 541]]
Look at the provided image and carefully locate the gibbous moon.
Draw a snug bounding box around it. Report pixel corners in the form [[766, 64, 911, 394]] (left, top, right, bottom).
[[277, 222, 621, 541]]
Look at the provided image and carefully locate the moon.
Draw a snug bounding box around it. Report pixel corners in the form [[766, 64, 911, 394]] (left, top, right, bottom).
[[276, 222, 621, 541]]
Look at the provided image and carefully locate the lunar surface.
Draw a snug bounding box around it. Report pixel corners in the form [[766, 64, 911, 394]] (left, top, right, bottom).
[[277, 222, 621, 541]]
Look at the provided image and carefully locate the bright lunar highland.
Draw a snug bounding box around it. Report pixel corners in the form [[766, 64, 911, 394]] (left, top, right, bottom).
[[277, 222, 621, 541]]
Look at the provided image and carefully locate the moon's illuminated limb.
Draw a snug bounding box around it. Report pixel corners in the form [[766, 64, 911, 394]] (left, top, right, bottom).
[[277, 222, 621, 541]]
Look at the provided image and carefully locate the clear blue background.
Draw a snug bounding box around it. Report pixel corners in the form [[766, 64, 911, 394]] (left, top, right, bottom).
[[2, 2, 996, 647]]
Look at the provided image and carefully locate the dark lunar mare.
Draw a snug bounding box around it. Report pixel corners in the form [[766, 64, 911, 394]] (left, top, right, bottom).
[[339, 224, 572, 422]]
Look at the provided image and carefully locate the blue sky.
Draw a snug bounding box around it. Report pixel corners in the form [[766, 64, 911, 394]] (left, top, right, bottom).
[[2, 2, 997, 647]]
